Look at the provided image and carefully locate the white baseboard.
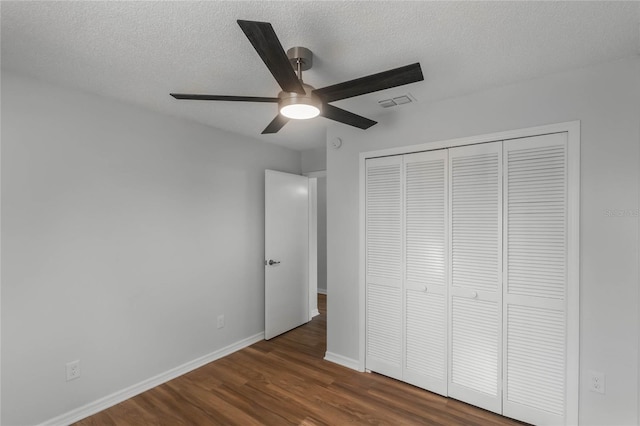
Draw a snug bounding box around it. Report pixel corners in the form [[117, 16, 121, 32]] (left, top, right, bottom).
[[39, 332, 265, 426], [324, 351, 362, 372], [317, 288, 327, 295], [311, 308, 320, 318]]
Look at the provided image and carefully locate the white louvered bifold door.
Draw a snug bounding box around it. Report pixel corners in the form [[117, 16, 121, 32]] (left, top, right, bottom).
[[402, 150, 448, 396], [448, 142, 503, 414], [365, 156, 403, 379], [503, 133, 569, 425]]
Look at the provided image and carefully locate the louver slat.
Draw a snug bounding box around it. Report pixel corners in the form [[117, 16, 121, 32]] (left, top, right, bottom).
[[450, 151, 500, 293], [366, 162, 402, 280], [506, 142, 567, 300], [506, 306, 566, 416], [367, 283, 402, 365], [451, 297, 499, 395], [406, 291, 445, 378], [405, 157, 446, 284]]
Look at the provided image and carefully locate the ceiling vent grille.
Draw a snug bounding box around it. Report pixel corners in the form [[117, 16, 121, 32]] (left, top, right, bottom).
[[378, 99, 397, 108], [378, 93, 416, 109]]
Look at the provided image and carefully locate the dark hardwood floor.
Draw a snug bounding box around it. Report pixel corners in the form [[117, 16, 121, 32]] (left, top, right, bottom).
[[76, 295, 524, 425]]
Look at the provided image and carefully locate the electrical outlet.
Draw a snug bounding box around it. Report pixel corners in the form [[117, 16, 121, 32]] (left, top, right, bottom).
[[217, 314, 225, 329], [66, 360, 81, 381], [588, 370, 605, 394]]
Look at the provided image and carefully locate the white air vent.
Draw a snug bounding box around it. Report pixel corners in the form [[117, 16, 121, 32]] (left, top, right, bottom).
[[378, 99, 397, 108], [378, 93, 416, 109], [393, 95, 412, 105]]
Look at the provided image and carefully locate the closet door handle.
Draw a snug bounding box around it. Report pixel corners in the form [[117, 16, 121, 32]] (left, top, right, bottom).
[[469, 291, 478, 299], [423, 285, 428, 292]]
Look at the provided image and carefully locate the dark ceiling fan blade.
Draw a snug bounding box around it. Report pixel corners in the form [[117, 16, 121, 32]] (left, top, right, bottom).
[[321, 104, 377, 129], [313, 63, 424, 103], [262, 114, 290, 134], [170, 94, 278, 102], [237, 20, 305, 95]]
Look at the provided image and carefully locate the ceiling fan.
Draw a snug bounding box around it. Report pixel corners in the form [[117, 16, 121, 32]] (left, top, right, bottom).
[[170, 20, 424, 134]]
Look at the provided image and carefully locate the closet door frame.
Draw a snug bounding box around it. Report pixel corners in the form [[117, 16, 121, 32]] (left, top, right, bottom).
[[358, 121, 579, 425]]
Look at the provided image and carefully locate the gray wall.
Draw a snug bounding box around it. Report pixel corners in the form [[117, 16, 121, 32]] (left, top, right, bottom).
[[1, 72, 301, 425], [326, 57, 640, 425], [316, 176, 327, 293], [301, 147, 327, 293], [301, 146, 326, 173]]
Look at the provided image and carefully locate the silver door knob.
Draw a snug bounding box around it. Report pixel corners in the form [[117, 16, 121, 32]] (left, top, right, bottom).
[[267, 259, 281, 266]]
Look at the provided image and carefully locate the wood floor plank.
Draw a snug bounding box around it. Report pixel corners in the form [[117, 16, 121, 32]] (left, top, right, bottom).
[[75, 294, 526, 426], [243, 375, 353, 425]]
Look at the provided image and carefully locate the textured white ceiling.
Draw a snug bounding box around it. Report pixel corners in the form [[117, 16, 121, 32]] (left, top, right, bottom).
[[2, 1, 639, 151]]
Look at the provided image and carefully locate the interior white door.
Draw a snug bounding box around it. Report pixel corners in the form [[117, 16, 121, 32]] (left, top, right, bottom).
[[502, 132, 569, 425], [403, 150, 448, 396], [448, 141, 503, 414], [265, 170, 309, 340], [365, 156, 403, 379]]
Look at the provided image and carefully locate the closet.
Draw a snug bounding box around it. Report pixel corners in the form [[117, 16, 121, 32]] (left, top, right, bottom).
[[364, 131, 576, 426]]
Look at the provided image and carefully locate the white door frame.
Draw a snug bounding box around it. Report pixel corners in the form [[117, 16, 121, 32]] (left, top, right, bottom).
[[308, 176, 319, 319], [358, 120, 580, 424], [304, 170, 326, 319]]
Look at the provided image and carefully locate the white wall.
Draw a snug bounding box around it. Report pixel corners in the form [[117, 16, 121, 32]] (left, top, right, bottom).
[[1, 72, 301, 425], [326, 56, 640, 425]]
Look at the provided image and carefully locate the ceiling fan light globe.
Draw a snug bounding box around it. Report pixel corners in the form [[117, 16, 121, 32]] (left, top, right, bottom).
[[280, 103, 320, 119]]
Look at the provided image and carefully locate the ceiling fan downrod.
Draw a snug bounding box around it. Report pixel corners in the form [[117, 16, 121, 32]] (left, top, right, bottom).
[[296, 58, 303, 81], [287, 46, 313, 83]]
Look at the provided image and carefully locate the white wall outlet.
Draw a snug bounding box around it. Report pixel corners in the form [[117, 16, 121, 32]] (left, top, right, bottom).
[[66, 360, 81, 381], [588, 370, 605, 394], [217, 314, 225, 329]]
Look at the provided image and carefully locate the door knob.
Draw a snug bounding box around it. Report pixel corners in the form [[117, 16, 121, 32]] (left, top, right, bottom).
[[267, 259, 281, 266], [470, 291, 478, 299]]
